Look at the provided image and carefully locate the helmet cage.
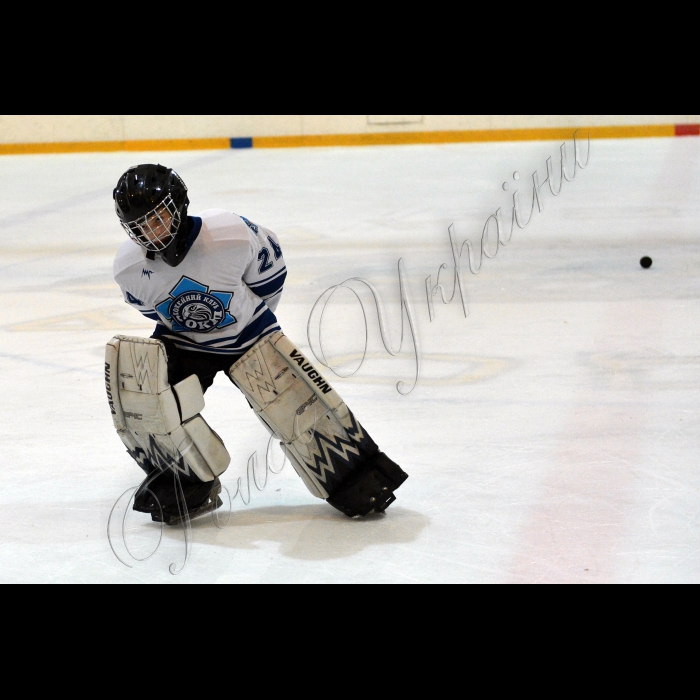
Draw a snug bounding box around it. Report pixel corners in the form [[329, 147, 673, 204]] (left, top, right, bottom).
[[120, 194, 182, 252]]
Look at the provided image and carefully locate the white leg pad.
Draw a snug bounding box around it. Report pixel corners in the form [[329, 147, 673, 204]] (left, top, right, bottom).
[[105, 336, 230, 482], [228, 331, 370, 499]]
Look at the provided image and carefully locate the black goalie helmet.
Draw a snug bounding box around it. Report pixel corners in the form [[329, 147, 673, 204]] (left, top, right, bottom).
[[113, 164, 191, 267]]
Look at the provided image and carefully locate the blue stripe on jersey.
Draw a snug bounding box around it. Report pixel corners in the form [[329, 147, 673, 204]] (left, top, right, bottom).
[[155, 322, 281, 356], [185, 302, 268, 347], [197, 308, 277, 347], [151, 310, 280, 355], [154, 302, 268, 347], [264, 288, 282, 303], [223, 310, 278, 348], [247, 266, 287, 289], [249, 269, 287, 299], [135, 306, 159, 320]]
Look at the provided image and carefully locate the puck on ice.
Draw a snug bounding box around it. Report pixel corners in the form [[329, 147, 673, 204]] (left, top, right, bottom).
[[640, 256, 652, 269]]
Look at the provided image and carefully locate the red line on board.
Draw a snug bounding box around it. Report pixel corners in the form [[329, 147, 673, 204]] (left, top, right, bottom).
[[675, 124, 700, 136]]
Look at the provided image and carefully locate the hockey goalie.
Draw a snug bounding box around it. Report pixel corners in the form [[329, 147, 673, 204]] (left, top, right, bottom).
[[105, 163, 408, 525]]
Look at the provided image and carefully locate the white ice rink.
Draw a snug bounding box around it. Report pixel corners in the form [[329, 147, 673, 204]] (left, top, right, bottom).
[[0, 134, 698, 583]]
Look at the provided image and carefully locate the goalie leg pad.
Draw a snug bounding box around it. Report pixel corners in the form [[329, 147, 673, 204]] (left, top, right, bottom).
[[105, 336, 230, 483], [228, 331, 408, 515]]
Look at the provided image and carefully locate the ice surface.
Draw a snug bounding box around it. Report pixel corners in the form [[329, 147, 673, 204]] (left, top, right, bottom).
[[0, 134, 698, 583]]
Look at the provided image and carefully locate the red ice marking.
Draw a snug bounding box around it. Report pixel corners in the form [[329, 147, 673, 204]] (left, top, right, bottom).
[[675, 124, 700, 136]]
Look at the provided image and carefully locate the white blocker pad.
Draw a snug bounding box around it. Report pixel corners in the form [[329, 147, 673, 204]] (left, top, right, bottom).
[[105, 336, 230, 482], [228, 331, 373, 499]]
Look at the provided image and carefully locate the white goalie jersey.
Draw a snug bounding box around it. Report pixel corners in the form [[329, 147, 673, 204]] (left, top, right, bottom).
[[113, 209, 286, 356]]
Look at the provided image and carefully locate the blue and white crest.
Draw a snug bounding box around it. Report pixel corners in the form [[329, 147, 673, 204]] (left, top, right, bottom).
[[156, 277, 236, 333]]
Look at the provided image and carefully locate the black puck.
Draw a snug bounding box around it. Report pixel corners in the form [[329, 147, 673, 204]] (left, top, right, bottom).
[[640, 256, 652, 269]]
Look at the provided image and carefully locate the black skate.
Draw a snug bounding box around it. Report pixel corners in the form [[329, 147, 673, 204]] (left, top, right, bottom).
[[326, 451, 408, 517], [133, 470, 223, 526], [153, 480, 223, 526]]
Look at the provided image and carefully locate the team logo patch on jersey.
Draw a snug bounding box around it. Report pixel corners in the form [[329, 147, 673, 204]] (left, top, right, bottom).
[[155, 277, 237, 333]]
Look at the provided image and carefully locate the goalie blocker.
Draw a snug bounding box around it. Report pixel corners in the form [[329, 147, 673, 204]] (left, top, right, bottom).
[[228, 331, 408, 517]]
